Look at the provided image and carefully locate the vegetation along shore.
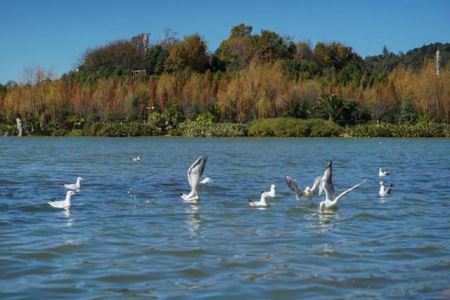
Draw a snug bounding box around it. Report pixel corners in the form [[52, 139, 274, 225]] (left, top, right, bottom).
[[0, 24, 449, 137]]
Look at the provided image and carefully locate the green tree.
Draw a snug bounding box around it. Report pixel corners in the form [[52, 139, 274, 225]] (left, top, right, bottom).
[[252, 30, 295, 62], [145, 45, 169, 75], [314, 94, 344, 122]]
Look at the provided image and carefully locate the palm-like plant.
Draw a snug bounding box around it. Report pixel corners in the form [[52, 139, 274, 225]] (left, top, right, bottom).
[[315, 94, 344, 122]]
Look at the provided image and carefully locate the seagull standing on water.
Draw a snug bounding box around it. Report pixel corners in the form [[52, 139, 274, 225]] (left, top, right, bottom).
[[181, 156, 208, 203], [64, 177, 83, 190], [379, 181, 393, 197], [249, 192, 270, 208], [319, 161, 367, 211], [379, 168, 391, 177], [285, 175, 322, 200], [132, 156, 141, 162], [48, 191, 76, 210]]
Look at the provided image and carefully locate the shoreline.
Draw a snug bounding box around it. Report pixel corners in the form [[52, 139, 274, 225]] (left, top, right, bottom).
[[1, 118, 449, 138]]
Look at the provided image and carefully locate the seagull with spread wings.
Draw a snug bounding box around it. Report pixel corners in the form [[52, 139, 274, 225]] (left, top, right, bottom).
[[181, 155, 208, 203]]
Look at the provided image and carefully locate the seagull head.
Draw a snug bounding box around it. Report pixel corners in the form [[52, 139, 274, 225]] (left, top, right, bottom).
[[77, 177, 84, 181], [270, 184, 276, 190], [67, 191, 76, 196]]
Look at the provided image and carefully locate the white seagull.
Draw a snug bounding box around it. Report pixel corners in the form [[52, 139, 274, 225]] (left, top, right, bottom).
[[249, 192, 270, 208], [285, 175, 322, 200], [48, 191, 76, 209], [64, 177, 83, 190], [132, 156, 141, 162], [379, 181, 393, 197], [181, 155, 208, 203], [379, 168, 391, 177], [319, 161, 367, 211], [263, 184, 276, 199]]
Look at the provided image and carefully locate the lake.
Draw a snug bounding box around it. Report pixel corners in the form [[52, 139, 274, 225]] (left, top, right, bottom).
[[0, 137, 449, 299]]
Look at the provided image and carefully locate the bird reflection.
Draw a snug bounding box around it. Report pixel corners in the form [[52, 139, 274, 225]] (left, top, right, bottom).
[[63, 209, 73, 227], [186, 205, 202, 238], [315, 209, 339, 233]]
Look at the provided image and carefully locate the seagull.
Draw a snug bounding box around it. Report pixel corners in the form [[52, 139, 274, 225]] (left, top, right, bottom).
[[285, 175, 322, 200], [264, 184, 276, 198], [248, 191, 270, 208], [379, 181, 393, 197], [181, 156, 208, 203], [379, 168, 391, 177], [48, 191, 76, 209], [132, 156, 141, 162], [64, 177, 83, 190], [319, 161, 367, 211]]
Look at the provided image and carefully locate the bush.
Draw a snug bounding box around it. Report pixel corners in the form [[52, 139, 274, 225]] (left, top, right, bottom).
[[0, 124, 18, 136], [82, 122, 160, 137], [346, 122, 450, 137], [248, 118, 343, 137], [175, 120, 248, 137]]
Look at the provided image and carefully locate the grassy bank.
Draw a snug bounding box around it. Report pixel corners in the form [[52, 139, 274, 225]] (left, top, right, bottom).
[[345, 122, 450, 138], [1, 118, 449, 138]]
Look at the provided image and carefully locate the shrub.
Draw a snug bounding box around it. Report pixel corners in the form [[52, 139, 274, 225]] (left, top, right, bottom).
[[0, 124, 18, 136], [346, 122, 450, 137], [175, 120, 248, 137], [82, 122, 160, 137], [248, 118, 343, 137]]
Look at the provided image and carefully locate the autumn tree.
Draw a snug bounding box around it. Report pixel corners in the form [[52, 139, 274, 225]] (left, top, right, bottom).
[[217, 24, 255, 71], [164, 34, 209, 73]]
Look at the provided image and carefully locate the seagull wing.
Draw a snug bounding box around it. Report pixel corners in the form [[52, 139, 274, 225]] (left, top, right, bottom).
[[334, 178, 368, 203], [310, 176, 322, 195], [187, 156, 207, 194], [322, 161, 336, 200], [285, 176, 303, 198]]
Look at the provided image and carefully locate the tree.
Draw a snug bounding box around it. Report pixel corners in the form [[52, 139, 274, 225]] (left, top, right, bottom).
[[217, 23, 254, 71], [314, 94, 344, 122], [252, 30, 295, 62], [165, 34, 209, 72], [145, 45, 168, 75]]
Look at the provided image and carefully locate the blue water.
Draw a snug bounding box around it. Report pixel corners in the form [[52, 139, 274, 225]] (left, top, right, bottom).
[[1, 137, 449, 299]]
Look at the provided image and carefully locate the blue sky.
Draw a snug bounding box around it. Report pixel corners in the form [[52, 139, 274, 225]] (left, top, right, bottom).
[[1, 0, 449, 83]]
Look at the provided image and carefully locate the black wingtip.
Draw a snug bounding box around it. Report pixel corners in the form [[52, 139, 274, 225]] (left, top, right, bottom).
[[328, 160, 332, 167]]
